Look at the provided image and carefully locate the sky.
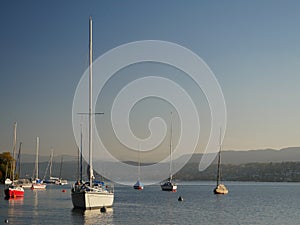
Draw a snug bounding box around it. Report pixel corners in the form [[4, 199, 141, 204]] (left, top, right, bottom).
[[1, 0, 300, 159]]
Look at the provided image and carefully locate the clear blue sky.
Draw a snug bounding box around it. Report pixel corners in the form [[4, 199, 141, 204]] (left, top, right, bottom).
[[1, 0, 300, 157]]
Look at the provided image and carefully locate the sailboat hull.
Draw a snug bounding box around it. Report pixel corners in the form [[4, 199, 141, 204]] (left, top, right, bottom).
[[213, 184, 228, 195], [4, 185, 25, 197], [71, 190, 114, 209], [161, 182, 177, 192]]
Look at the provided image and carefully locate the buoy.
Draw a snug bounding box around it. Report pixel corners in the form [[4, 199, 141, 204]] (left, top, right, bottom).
[[100, 206, 107, 213], [5, 219, 8, 223], [178, 196, 183, 201], [62, 189, 66, 192]]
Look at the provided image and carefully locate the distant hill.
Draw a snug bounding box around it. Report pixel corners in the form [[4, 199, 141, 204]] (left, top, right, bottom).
[[182, 147, 300, 165], [9, 147, 300, 182], [18, 153, 78, 163]]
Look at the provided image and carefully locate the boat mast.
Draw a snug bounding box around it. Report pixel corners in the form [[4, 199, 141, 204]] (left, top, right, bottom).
[[80, 124, 83, 182], [12, 122, 17, 182], [50, 149, 53, 178], [17, 142, 22, 179], [138, 144, 141, 181], [216, 128, 222, 186], [59, 156, 63, 179], [89, 16, 93, 186], [169, 112, 173, 182], [35, 137, 39, 180]]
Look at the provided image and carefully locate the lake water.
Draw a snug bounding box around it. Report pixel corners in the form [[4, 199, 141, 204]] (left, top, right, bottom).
[[1, 182, 300, 224]]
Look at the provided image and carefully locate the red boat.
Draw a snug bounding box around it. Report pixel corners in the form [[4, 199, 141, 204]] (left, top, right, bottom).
[[4, 185, 25, 198]]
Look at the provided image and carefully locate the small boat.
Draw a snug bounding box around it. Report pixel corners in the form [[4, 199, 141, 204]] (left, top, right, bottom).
[[5, 178, 12, 185], [133, 180, 144, 190], [71, 17, 114, 209], [43, 149, 59, 184], [56, 156, 68, 185], [133, 145, 144, 190], [161, 112, 177, 192], [213, 129, 228, 195], [15, 178, 32, 189], [4, 122, 24, 198], [31, 137, 46, 190], [5, 184, 24, 197]]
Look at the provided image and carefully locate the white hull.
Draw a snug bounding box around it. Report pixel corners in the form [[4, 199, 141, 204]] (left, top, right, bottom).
[[31, 183, 46, 189], [71, 190, 114, 209], [214, 184, 228, 195], [5, 178, 12, 185]]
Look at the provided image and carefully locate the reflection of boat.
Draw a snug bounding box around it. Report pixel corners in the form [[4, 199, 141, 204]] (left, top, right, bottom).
[[71, 207, 113, 224], [161, 113, 177, 192], [4, 122, 25, 198], [31, 137, 46, 190], [213, 129, 228, 195], [71, 17, 114, 209]]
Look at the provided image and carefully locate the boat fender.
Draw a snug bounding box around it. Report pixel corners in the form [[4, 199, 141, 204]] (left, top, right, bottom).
[[100, 206, 107, 213]]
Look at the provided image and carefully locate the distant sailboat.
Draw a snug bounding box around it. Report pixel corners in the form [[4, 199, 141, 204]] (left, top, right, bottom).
[[56, 156, 68, 185], [133, 145, 144, 190], [71, 17, 114, 209], [161, 112, 177, 192], [4, 122, 25, 198], [15, 142, 32, 188], [43, 149, 59, 184], [31, 137, 46, 190], [213, 129, 228, 195]]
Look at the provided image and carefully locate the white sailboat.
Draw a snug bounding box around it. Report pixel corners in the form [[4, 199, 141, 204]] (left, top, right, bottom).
[[56, 156, 68, 185], [31, 137, 46, 190], [133, 145, 144, 190], [161, 112, 177, 192], [71, 17, 114, 209], [43, 149, 59, 184], [213, 129, 228, 195]]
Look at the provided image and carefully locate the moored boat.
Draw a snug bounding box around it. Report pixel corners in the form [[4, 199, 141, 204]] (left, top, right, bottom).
[[4, 122, 24, 198], [31, 137, 46, 190], [161, 112, 177, 192], [133, 180, 144, 190], [213, 128, 228, 195], [5, 184, 24, 197], [71, 17, 114, 209]]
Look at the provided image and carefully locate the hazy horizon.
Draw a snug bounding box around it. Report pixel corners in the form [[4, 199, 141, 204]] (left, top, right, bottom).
[[1, 1, 300, 159]]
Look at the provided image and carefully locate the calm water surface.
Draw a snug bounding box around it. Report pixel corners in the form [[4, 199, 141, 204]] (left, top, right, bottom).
[[1, 182, 300, 224]]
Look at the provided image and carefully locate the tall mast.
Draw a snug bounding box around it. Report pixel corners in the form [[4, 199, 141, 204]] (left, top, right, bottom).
[[138, 144, 141, 180], [169, 112, 173, 181], [59, 156, 63, 179], [12, 122, 17, 182], [50, 149, 53, 178], [216, 128, 222, 186], [17, 142, 22, 178], [80, 124, 83, 182], [89, 17, 93, 186], [35, 137, 39, 180]]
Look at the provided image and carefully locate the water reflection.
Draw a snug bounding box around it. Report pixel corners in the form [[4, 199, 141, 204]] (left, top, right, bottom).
[[71, 208, 114, 225]]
